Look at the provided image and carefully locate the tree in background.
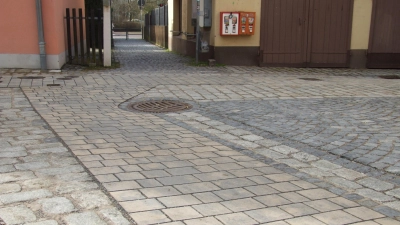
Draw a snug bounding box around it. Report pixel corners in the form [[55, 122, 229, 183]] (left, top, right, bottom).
[[111, 0, 167, 23]]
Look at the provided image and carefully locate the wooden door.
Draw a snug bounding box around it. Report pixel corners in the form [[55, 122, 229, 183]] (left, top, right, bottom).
[[368, 0, 400, 68], [307, 0, 353, 67], [259, 0, 309, 67], [259, 0, 353, 68]]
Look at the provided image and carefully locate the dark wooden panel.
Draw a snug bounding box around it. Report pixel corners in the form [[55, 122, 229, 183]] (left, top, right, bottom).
[[307, 0, 353, 67], [368, 0, 400, 68], [260, 0, 308, 67]]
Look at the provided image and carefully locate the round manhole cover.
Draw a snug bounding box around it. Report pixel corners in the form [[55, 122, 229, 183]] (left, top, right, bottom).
[[129, 100, 192, 113]]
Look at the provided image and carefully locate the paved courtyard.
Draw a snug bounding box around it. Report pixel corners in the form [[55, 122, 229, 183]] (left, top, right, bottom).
[[1, 34, 400, 224]]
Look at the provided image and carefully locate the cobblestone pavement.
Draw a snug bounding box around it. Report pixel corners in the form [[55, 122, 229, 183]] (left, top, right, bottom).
[[1, 36, 400, 224], [0, 89, 131, 225]]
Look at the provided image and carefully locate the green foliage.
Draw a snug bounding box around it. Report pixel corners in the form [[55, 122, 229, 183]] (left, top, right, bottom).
[[111, 0, 167, 23]]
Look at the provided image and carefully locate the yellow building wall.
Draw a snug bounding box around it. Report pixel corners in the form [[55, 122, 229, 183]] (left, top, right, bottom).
[[211, 0, 261, 47], [351, 0, 373, 49]]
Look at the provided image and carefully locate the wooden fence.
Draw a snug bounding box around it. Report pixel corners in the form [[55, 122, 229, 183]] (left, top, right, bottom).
[[65, 8, 103, 66], [145, 5, 168, 48]]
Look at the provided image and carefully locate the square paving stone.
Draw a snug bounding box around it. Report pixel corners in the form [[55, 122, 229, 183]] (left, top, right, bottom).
[[351, 222, 380, 225], [221, 198, 264, 212], [140, 170, 171, 178], [345, 207, 385, 220], [162, 206, 202, 220], [130, 210, 170, 225], [285, 216, 326, 225], [110, 190, 145, 201], [211, 163, 244, 171], [268, 182, 303, 192], [116, 172, 146, 180], [265, 173, 299, 182], [213, 178, 256, 189], [227, 168, 263, 177], [95, 174, 119, 183], [290, 180, 317, 189], [305, 199, 343, 212], [158, 194, 202, 207], [157, 175, 201, 185], [120, 199, 165, 212], [245, 207, 293, 223], [374, 218, 400, 225], [174, 182, 220, 194], [279, 192, 310, 203], [244, 184, 280, 195], [193, 192, 223, 203], [279, 203, 319, 216], [162, 160, 195, 168], [165, 167, 201, 176], [255, 194, 291, 207], [312, 210, 361, 225], [194, 171, 235, 181], [184, 217, 223, 225], [214, 188, 255, 200], [216, 212, 258, 225], [297, 189, 337, 200], [137, 179, 163, 188], [140, 186, 181, 198], [328, 197, 359, 208], [193, 203, 232, 216]]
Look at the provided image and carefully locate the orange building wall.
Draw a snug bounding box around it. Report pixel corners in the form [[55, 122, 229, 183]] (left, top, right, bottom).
[[0, 0, 84, 56], [0, 0, 39, 54]]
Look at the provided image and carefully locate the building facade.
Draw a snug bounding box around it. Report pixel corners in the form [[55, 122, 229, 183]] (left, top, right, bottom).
[[0, 0, 85, 69], [168, 0, 400, 68]]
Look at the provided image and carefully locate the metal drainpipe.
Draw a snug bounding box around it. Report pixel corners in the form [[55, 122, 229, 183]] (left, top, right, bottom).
[[35, 0, 47, 70]]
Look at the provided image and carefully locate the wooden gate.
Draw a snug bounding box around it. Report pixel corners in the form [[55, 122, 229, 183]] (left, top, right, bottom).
[[367, 0, 400, 68], [260, 0, 308, 67], [260, 0, 353, 67], [65, 8, 103, 66]]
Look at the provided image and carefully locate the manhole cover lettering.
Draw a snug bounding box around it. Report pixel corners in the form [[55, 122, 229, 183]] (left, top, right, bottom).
[[129, 100, 192, 113]]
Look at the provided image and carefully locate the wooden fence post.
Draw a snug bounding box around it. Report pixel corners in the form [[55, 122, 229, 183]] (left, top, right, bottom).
[[66, 9, 72, 63]]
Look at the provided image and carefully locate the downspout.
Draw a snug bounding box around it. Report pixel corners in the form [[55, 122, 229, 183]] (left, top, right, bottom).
[[35, 0, 47, 70]]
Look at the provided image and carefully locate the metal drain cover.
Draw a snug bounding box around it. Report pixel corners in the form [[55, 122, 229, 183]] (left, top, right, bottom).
[[379, 75, 400, 79], [129, 100, 192, 113], [299, 78, 322, 81]]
